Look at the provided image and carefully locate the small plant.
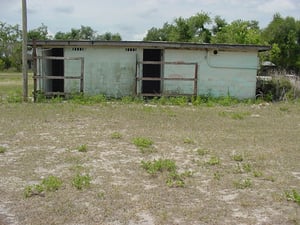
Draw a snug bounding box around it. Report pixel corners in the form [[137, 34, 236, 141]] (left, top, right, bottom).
[[111, 132, 122, 139], [213, 171, 222, 180], [231, 112, 249, 120], [133, 137, 153, 152], [207, 156, 220, 166], [0, 146, 6, 153], [234, 178, 252, 189], [77, 144, 87, 152], [197, 148, 208, 156], [41, 175, 63, 192], [285, 189, 300, 205], [97, 192, 105, 200], [232, 153, 243, 162], [24, 175, 62, 198], [183, 138, 194, 144], [141, 159, 176, 175], [166, 172, 185, 187], [242, 163, 252, 173], [253, 170, 263, 177], [279, 106, 289, 112], [141, 159, 191, 188], [72, 174, 91, 190]]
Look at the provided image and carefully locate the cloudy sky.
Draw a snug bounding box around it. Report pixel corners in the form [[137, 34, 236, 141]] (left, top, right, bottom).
[[1, 0, 299, 40]]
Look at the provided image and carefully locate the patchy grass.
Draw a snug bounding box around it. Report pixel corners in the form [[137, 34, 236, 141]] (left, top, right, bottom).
[[0, 90, 299, 224]]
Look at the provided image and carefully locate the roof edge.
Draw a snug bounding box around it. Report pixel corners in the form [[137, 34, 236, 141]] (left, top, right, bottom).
[[28, 40, 271, 52]]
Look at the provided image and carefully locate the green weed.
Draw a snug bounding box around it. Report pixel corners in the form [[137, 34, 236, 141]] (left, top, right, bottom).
[[233, 178, 252, 189], [242, 163, 252, 173], [41, 175, 63, 192], [213, 171, 222, 180], [0, 146, 6, 153], [232, 153, 244, 162], [183, 137, 194, 144], [285, 189, 300, 205], [72, 174, 91, 190], [24, 175, 62, 198], [111, 132, 122, 139], [77, 144, 87, 152], [141, 159, 192, 188], [279, 106, 289, 112], [141, 159, 176, 175], [133, 137, 153, 151], [207, 156, 220, 166], [253, 170, 263, 177], [196, 148, 208, 156]]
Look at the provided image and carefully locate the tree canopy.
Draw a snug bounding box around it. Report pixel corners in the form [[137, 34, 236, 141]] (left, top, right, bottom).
[[0, 12, 299, 73]]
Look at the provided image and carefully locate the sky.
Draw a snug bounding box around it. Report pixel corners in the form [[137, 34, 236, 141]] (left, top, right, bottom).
[[1, 0, 300, 40]]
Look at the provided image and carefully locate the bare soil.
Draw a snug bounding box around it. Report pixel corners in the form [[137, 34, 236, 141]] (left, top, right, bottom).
[[0, 101, 300, 225]]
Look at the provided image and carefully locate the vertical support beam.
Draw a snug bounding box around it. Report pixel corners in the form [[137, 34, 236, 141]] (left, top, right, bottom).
[[80, 58, 84, 93], [22, 0, 28, 101], [32, 40, 37, 102], [194, 63, 198, 96]]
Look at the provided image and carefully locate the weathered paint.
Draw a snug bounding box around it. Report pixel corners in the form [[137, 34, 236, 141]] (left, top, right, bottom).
[[35, 41, 266, 99], [64, 46, 137, 97]]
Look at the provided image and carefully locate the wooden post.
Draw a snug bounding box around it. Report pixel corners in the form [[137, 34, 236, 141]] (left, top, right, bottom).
[[32, 40, 37, 102], [22, 0, 28, 101]]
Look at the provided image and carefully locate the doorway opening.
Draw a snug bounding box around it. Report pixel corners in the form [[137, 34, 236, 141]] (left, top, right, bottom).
[[51, 48, 64, 92], [142, 49, 162, 94]]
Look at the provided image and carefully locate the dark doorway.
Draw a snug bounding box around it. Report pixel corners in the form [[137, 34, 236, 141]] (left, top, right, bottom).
[[51, 48, 64, 92], [142, 49, 162, 94]]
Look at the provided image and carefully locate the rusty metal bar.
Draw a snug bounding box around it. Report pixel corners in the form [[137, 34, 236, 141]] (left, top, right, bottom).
[[136, 77, 195, 81], [194, 63, 198, 96], [80, 57, 84, 93], [36, 56, 83, 61], [33, 75, 82, 79], [140, 61, 197, 65]]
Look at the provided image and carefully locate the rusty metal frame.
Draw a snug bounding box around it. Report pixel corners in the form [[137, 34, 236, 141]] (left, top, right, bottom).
[[33, 55, 84, 101], [136, 61, 198, 97]]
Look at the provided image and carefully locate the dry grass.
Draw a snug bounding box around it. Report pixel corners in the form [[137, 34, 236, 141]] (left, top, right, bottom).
[[0, 74, 300, 224]]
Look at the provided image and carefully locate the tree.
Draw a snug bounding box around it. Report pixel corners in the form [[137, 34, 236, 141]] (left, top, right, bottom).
[[143, 12, 212, 43], [0, 21, 22, 70], [95, 32, 122, 41], [54, 26, 122, 41], [262, 13, 300, 72], [28, 23, 50, 40], [211, 19, 262, 44], [143, 23, 175, 41]]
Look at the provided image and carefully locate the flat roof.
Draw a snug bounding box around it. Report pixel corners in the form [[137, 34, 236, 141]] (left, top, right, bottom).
[[28, 40, 270, 52]]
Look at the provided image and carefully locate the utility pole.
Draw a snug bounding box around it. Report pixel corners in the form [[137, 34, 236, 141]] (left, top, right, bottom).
[[22, 0, 28, 101]]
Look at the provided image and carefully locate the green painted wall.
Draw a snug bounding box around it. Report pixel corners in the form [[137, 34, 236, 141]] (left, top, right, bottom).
[[37, 45, 260, 99], [64, 46, 137, 97], [164, 49, 259, 98]]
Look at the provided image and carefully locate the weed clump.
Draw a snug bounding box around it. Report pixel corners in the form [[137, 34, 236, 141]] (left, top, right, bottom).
[[141, 159, 192, 187], [77, 144, 88, 152], [24, 175, 62, 198], [285, 189, 300, 205], [0, 146, 6, 154], [72, 174, 91, 190], [133, 137, 154, 153]]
